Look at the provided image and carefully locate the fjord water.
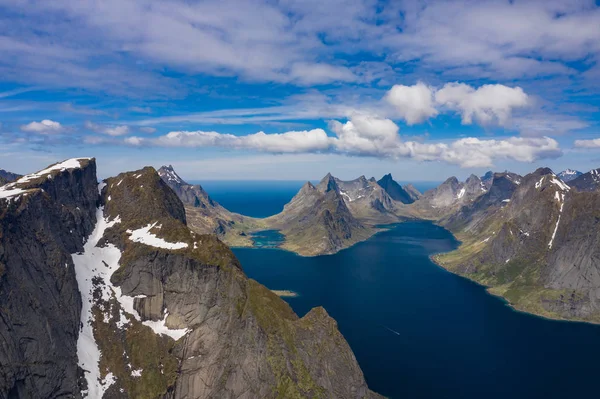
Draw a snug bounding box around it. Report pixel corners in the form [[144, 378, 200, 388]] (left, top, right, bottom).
[[215, 182, 600, 399]]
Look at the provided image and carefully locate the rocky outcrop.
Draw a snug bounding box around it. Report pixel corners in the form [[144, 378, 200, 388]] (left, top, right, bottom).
[[266, 173, 375, 256], [157, 165, 262, 247], [0, 158, 98, 398], [376, 173, 414, 204]]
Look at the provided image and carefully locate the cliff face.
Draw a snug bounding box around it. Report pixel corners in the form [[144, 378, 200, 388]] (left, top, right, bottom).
[[266, 174, 375, 256], [0, 158, 98, 398], [435, 168, 600, 322], [0, 160, 382, 398]]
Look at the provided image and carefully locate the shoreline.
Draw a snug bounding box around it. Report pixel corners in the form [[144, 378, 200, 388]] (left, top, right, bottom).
[[429, 250, 600, 327]]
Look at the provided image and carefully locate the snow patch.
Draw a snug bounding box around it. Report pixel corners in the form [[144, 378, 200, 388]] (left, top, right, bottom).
[[457, 187, 466, 199], [535, 176, 544, 189], [548, 193, 565, 249], [131, 368, 143, 377], [72, 207, 122, 398], [550, 178, 570, 191], [127, 222, 189, 250], [11, 158, 90, 186], [142, 312, 189, 340]]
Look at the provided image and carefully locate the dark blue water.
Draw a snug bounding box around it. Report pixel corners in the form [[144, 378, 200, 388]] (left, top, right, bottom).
[[233, 222, 600, 399], [193, 180, 440, 218]]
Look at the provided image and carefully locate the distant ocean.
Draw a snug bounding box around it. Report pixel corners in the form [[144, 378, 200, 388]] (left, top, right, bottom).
[[190, 180, 441, 217]]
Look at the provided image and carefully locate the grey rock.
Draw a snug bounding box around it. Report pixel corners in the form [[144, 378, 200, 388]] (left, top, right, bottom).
[[0, 159, 98, 398]]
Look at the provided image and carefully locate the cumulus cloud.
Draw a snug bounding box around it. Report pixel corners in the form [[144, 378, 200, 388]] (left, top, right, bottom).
[[574, 138, 600, 148], [128, 115, 562, 167], [435, 83, 530, 126], [85, 121, 131, 136], [383, 82, 530, 127], [20, 119, 64, 134], [384, 82, 438, 125]]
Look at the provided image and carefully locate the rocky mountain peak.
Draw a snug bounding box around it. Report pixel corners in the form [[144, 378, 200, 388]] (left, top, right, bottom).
[[104, 166, 186, 226], [532, 167, 555, 177], [0, 168, 20, 185], [376, 173, 414, 204], [317, 172, 339, 193], [158, 164, 186, 185], [567, 167, 600, 192], [558, 169, 583, 182]]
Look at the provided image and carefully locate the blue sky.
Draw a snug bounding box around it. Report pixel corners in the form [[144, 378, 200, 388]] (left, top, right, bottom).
[[1, 0, 599, 181]]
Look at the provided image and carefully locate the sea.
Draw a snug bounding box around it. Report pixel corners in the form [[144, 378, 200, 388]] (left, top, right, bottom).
[[195, 180, 600, 399]]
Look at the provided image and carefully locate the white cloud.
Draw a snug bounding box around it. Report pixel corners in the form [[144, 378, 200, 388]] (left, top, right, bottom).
[[435, 83, 530, 126], [20, 119, 64, 134], [85, 121, 130, 136], [139, 127, 156, 134], [133, 128, 332, 153], [384, 82, 438, 125], [329, 114, 403, 157], [574, 138, 600, 148], [129, 115, 562, 168]]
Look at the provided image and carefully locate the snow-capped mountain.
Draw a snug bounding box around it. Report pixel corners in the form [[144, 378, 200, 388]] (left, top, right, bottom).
[[557, 169, 583, 182]]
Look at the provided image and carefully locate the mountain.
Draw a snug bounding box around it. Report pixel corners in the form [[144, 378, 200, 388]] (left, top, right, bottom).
[[409, 174, 492, 218], [442, 172, 521, 232], [376, 173, 414, 204], [266, 173, 375, 256], [0, 159, 382, 398], [0, 168, 21, 185], [335, 174, 401, 223], [557, 169, 583, 182], [567, 168, 600, 192], [435, 168, 600, 322], [157, 165, 263, 246]]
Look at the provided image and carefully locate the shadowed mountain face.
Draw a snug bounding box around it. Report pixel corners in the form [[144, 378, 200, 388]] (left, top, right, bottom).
[[377, 173, 414, 204], [0, 160, 382, 399], [0, 169, 21, 186], [567, 168, 600, 192]]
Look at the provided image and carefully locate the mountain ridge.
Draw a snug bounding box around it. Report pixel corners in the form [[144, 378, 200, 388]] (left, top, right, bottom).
[[0, 159, 383, 398]]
